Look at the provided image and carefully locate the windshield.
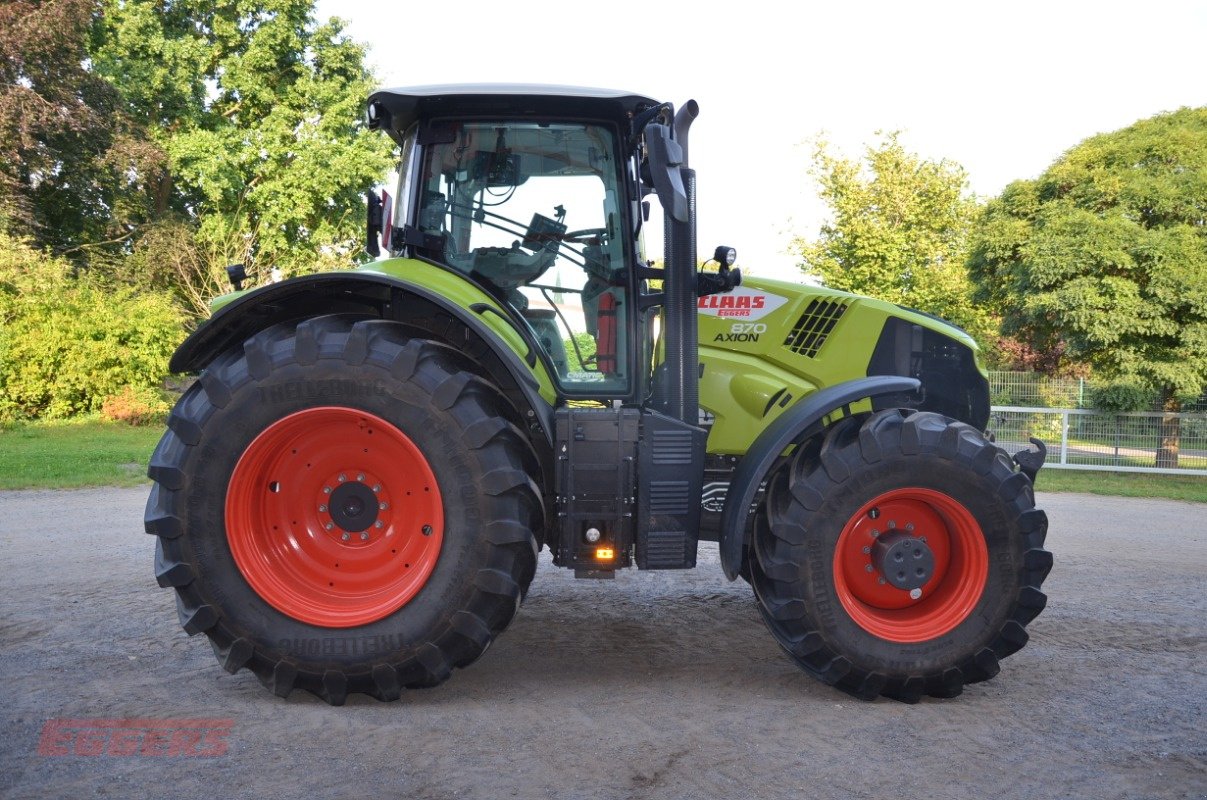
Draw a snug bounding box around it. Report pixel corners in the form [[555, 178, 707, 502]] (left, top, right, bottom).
[[415, 121, 629, 391]]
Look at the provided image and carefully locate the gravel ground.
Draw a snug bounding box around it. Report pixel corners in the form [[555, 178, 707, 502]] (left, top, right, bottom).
[[0, 487, 1203, 800]]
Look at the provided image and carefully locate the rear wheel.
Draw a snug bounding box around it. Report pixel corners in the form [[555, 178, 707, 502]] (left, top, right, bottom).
[[146, 316, 542, 704], [750, 409, 1052, 701]]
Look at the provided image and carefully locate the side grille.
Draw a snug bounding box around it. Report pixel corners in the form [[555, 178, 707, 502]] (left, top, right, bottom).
[[650, 428, 693, 465], [648, 481, 690, 515], [783, 299, 848, 357]]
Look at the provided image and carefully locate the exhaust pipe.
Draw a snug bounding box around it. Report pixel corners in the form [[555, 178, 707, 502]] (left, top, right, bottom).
[[673, 101, 699, 166], [661, 101, 700, 425]]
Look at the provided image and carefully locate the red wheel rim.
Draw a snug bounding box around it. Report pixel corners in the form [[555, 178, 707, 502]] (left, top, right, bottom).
[[833, 488, 988, 643], [225, 407, 444, 628]]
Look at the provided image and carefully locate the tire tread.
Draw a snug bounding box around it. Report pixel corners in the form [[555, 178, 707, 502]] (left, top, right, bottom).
[[145, 315, 541, 704], [752, 409, 1052, 702]]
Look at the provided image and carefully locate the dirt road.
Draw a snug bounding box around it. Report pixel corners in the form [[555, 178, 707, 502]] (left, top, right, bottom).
[[0, 488, 1203, 799]]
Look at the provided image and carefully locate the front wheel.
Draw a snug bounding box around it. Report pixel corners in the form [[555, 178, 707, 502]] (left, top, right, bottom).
[[750, 409, 1052, 701], [145, 316, 542, 704]]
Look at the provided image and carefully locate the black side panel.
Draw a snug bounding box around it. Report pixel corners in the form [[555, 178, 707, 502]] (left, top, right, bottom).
[[553, 408, 639, 574], [867, 317, 991, 430], [636, 411, 706, 569]]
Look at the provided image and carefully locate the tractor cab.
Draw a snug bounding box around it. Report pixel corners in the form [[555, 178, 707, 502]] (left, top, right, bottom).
[[368, 88, 644, 392], [365, 84, 735, 403]]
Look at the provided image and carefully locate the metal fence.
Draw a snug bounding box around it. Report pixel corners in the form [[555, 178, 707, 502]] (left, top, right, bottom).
[[989, 406, 1207, 476], [988, 372, 1207, 413], [990, 373, 1092, 409]]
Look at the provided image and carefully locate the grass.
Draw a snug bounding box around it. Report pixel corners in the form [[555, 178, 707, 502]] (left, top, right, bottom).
[[0, 417, 1204, 503], [1036, 468, 1207, 503], [0, 418, 164, 490]]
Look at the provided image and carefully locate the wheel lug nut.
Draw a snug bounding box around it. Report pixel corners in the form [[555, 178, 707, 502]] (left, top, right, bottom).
[[878, 577, 886, 585], [379, 502, 388, 510], [865, 564, 874, 573], [338, 474, 346, 482], [341, 532, 350, 541], [870, 529, 879, 538], [360, 532, 369, 541], [862, 545, 871, 554], [372, 484, 381, 493], [357, 473, 365, 481], [374, 521, 384, 529], [905, 523, 915, 532], [887, 520, 896, 529], [324, 522, 334, 531], [323, 486, 332, 494], [318, 504, 327, 512]]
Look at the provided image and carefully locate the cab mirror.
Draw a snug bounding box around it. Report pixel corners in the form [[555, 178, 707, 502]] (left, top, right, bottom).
[[365, 190, 383, 257], [644, 123, 688, 223]]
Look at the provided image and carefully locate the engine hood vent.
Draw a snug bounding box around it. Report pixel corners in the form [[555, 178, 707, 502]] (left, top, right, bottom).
[[783, 299, 848, 357]]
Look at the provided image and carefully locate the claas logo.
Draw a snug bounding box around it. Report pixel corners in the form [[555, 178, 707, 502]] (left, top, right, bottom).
[[698, 294, 766, 312], [696, 287, 788, 321]]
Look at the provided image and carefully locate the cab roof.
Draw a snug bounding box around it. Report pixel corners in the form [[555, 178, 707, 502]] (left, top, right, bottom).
[[366, 84, 661, 143]]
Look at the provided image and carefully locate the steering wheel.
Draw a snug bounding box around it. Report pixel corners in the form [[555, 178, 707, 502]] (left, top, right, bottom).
[[562, 228, 608, 244]]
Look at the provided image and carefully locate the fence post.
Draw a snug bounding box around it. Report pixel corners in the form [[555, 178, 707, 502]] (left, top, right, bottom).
[[1060, 409, 1069, 466]]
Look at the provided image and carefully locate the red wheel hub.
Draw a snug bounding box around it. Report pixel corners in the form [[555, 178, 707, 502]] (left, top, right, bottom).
[[833, 488, 988, 643], [225, 407, 444, 628]]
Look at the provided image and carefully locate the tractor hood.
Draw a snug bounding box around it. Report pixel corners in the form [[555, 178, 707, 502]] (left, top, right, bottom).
[[695, 277, 991, 455]]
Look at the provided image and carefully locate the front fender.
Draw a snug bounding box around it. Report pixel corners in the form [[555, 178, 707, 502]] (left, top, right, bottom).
[[718, 376, 920, 580]]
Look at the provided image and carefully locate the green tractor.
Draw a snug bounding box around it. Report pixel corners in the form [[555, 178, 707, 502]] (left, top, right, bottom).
[[147, 85, 1051, 704]]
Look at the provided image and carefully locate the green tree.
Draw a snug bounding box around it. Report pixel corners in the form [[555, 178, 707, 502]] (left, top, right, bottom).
[[0, 0, 161, 254], [91, 0, 394, 294], [795, 133, 993, 344], [0, 233, 182, 422], [969, 107, 1207, 467]]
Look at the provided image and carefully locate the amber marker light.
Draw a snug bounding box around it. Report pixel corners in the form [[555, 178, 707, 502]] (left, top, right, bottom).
[[595, 547, 615, 560]]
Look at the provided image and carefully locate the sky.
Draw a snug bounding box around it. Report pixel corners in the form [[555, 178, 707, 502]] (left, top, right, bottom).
[[316, 0, 1207, 283]]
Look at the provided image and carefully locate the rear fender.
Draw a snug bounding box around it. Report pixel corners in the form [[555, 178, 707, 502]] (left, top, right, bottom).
[[718, 376, 920, 580], [170, 272, 556, 447]]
